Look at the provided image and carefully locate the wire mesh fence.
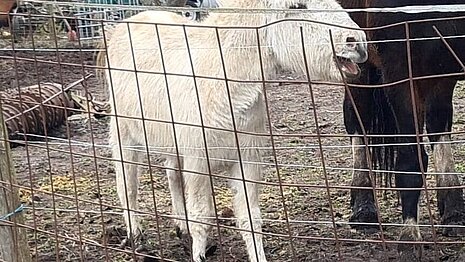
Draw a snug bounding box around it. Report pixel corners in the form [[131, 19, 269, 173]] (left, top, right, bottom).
[[2, 1, 465, 262], [0, 0, 146, 48]]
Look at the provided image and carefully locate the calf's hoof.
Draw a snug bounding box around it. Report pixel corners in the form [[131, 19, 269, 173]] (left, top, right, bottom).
[[189, 245, 217, 262], [175, 225, 186, 239], [191, 245, 217, 262], [175, 228, 218, 259], [120, 228, 146, 251]]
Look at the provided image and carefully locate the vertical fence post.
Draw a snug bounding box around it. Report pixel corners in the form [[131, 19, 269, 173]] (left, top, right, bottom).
[[0, 98, 32, 262], [46, 3, 55, 40]]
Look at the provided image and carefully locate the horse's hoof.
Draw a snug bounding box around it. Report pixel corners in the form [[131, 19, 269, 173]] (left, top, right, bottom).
[[441, 210, 465, 236], [398, 219, 422, 262], [349, 201, 379, 230]]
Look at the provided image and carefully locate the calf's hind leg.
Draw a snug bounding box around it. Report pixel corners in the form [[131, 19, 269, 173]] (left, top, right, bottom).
[[229, 149, 267, 262], [111, 135, 144, 247], [183, 157, 215, 262], [165, 157, 188, 237]]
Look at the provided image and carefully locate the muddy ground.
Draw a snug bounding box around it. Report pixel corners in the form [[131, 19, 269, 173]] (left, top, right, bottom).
[[1, 42, 465, 262]]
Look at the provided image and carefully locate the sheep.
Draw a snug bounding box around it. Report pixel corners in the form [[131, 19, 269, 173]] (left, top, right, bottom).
[[98, 0, 368, 261]]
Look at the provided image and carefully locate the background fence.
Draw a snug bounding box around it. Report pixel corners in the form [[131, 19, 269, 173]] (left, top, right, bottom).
[[1, 1, 465, 262], [1, 0, 146, 48]]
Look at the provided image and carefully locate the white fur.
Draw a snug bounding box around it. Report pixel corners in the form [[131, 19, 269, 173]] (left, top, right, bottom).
[[102, 1, 366, 261]]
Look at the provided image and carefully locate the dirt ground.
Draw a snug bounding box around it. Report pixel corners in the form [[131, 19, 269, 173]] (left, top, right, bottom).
[[2, 43, 465, 262]]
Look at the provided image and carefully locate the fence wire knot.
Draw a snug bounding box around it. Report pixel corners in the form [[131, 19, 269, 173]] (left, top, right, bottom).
[[0, 204, 25, 221]]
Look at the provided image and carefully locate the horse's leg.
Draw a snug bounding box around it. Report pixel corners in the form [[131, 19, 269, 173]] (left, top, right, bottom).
[[165, 157, 187, 237], [229, 148, 266, 262], [425, 79, 465, 236], [344, 85, 379, 228], [387, 85, 426, 261], [183, 157, 214, 262]]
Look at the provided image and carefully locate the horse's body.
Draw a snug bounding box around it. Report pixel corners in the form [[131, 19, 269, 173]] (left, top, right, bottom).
[[339, 0, 465, 259], [99, 0, 367, 261]]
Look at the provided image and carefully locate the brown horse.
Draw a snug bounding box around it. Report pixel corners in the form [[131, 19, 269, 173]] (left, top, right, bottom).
[[339, 0, 465, 260]]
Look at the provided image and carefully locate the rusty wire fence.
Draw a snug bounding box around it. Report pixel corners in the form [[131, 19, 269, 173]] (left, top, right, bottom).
[[0, 0, 145, 49], [2, 3, 465, 262]]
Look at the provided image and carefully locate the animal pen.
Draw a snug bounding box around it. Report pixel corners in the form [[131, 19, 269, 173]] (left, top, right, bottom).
[[2, 1, 465, 261]]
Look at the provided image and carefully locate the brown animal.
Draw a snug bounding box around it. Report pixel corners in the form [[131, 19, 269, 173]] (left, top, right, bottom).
[[340, 0, 465, 261], [0, 0, 17, 28]]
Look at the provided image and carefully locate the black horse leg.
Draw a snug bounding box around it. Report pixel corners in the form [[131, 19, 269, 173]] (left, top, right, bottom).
[[394, 145, 427, 221], [344, 86, 379, 228], [386, 86, 426, 261], [425, 80, 465, 236]]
